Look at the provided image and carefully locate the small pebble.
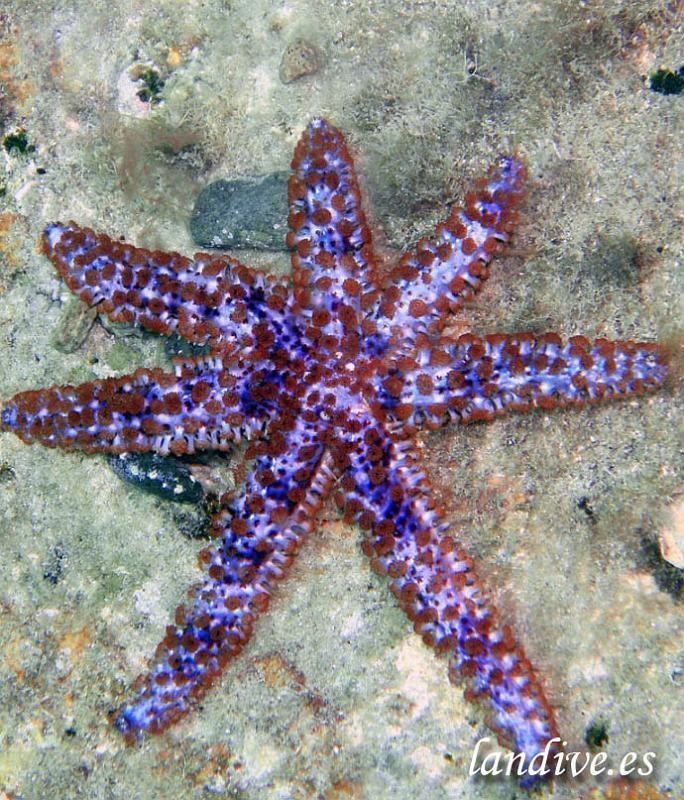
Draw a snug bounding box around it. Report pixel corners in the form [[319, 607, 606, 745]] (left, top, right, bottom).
[[659, 495, 684, 569], [279, 38, 323, 84], [52, 296, 98, 353]]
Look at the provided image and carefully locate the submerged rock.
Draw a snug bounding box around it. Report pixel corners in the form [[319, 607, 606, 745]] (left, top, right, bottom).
[[107, 451, 204, 504], [52, 296, 99, 353], [279, 38, 323, 84], [190, 171, 290, 251]]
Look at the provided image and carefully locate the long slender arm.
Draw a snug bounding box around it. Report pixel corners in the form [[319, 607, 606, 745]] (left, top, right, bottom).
[[287, 118, 380, 324], [376, 332, 667, 428], [113, 413, 334, 740], [1, 350, 282, 455], [370, 157, 527, 345], [333, 416, 559, 780], [43, 223, 295, 348]]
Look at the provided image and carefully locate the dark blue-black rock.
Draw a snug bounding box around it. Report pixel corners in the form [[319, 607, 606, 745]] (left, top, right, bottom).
[[107, 452, 204, 504]]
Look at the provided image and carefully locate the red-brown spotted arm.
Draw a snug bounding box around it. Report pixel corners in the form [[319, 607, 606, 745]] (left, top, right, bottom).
[[375, 333, 667, 428], [370, 157, 527, 345], [287, 118, 380, 337], [43, 222, 295, 348], [333, 415, 559, 782], [113, 412, 334, 739], [1, 350, 280, 455]]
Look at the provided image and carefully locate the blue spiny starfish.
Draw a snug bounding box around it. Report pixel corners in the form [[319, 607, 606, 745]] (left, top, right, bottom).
[[0, 119, 667, 782]]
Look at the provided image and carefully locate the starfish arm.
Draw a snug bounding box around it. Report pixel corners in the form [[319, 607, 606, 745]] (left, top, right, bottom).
[[113, 415, 335, 740], [372, 157, 526, 343], [335, 417, 559, 779], [287, 118, 379, 322], [0, 351, 277, 455], [42, 223, 294, 347], [376, 332, 667, 428]]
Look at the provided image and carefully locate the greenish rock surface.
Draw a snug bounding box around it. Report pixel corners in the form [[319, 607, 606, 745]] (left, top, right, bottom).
[[190, 172, 291, 251], [52, 296, 99, 354]]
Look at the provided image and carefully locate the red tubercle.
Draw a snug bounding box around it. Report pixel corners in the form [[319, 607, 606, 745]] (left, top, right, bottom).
[[462, 237, 478, 255]]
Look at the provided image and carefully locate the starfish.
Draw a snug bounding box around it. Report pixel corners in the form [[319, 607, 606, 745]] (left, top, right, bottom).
[[0, 118, 667, 782]]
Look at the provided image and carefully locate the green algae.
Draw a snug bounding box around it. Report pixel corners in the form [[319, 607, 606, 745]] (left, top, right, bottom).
[[104, 340, 145, 373], [650, 67, 684, 95], [3, 129, 35, 155], [585, 720, 610, 750], [135, 67, 165, 105]]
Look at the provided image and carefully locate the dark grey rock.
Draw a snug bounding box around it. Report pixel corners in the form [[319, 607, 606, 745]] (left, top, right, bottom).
[[107, 452, 204, 504], [190, 171, 291, 251]]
